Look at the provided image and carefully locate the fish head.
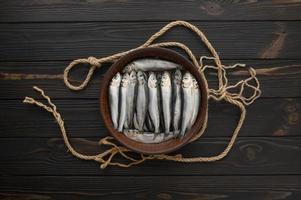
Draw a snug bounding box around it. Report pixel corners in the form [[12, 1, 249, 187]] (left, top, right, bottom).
[[123, 62, 134, 73], [160, 71, 171, 87], [148, 72, 157, 88], [156, 73, 162, 82], [129, 71, 137, 84], [192, 78, 199, 89], [182, 72, 193, 88], [121, 73, 130, 87], [110, 72, 121, 87], [137, 71, 146, 85], [173, 70, 182, 85]]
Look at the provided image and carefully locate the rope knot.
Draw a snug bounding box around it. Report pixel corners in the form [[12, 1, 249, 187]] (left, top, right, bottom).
[[26, 20, 262, 169], [87, 56, 101, 68]]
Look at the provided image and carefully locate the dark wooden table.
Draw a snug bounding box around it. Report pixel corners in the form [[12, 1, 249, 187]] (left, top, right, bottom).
[[1, 1, 301, 199]]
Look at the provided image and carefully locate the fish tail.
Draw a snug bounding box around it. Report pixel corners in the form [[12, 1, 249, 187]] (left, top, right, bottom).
[[179, 133, 185, 139], [173, 122, 178, 132], [124, 119, 129, 129], [113, 121, 118, 129], [133, 113, 140, 130], [118, 120, 123, 132], [179, 126, 186, 138]]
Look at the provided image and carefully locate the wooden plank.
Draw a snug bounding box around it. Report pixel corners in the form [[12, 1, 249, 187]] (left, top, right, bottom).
[[0, 1, 301, 22], [1, 59, 300, 99], [1, 97, 300, 138], [0, 137, 300, 175], [0, 176, 300, 200], [0, 22, 300, 61]]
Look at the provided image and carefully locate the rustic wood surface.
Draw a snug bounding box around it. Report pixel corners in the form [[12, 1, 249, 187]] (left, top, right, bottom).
[[0, 1, 300, 199]]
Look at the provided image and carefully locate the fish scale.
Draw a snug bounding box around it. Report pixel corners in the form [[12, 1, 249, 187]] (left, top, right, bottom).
[[172, 69, 182, 133], [135, 71, 148, 131], [179, 72, 194, 138], [118, 73, 130, 132], [109, 59, 200, 141], [161, 71, 172, 134], [147, 72, 160, 134], [109, 73, 121, 129]]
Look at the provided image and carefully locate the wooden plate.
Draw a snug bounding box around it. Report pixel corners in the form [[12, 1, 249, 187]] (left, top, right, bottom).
[[99, 47, 207, 154]]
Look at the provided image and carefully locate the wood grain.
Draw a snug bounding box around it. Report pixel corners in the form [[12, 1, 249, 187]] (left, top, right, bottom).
[[1, 59, 300, 99], [1, 22, 300, 61], [0, 1, 300, 198], [0, 176, 301, 200], [0, 176, 300, 200], [0, 0, 301, 22], [1, 98, 300, 138], [0, 137, 300, 176]]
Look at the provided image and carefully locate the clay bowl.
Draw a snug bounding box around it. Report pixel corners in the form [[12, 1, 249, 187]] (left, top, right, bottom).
[[100, 47, 207, 154]]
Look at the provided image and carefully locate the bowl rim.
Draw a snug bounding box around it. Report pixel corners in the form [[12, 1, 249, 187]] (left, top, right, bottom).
[[99, 47, 208, 154]]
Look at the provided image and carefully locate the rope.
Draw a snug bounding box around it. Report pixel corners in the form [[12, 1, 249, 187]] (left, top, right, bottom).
[[23, 20, 261, 169]]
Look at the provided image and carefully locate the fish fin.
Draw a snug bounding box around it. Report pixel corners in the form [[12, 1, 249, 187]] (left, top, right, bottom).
[[178, 128, 186, 139], [143, 123, 149, 132], [173, 130, 179, 137], [146, 112, 154, 132], [124, 119, 129, 129], [133, 113, 139, 130], [152, 133, 159, 140], [178, 133, 185, 139]]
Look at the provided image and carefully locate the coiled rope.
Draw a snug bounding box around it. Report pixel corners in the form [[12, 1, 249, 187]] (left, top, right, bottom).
[[23, 20, 261, 169]]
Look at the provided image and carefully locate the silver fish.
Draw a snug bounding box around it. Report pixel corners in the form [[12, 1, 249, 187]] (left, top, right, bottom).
[[109, 73, 121, 129], [172, 70, 182, 132], [188, 77, 200, 129], [145, 112, 154, 132], [143, 123, 149, 132], [125, 71, 137, 128], [156, 73, 165, 133], [123, 129, 175, 144], [135, 71, 148, 131], [118, 73, 130, 132], [123, 58, 182, 73], [148, 72, 160, 133], [179, 72, 194, 138], [133, 113, 139, 130], [161, 71, 172, 133]]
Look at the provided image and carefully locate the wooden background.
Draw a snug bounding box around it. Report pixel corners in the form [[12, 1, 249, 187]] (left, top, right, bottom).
[[0, 1, 301, 199]]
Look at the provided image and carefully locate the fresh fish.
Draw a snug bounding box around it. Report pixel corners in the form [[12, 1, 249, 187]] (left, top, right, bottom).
[[188, 77, 200, 129], [123, 58, 182, 73], [160, 71, 172, 133], [172, 70, 182, 133], [135, 71, 148, 131], [133, 113, 139, 130], [125, 71, 137, 128], [118, 73, 130, 132], [156, 72, 164, 133], [145, 112, 154, 132], [148, 72, 160, 133], [123, 129, 175, 144], [179, 72, 194, 138], [109, 73, 121, 129], [143, 124, 149, 132]]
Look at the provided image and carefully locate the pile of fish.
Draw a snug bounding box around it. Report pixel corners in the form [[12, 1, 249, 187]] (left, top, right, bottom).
[[109, 58, 201, 144]]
